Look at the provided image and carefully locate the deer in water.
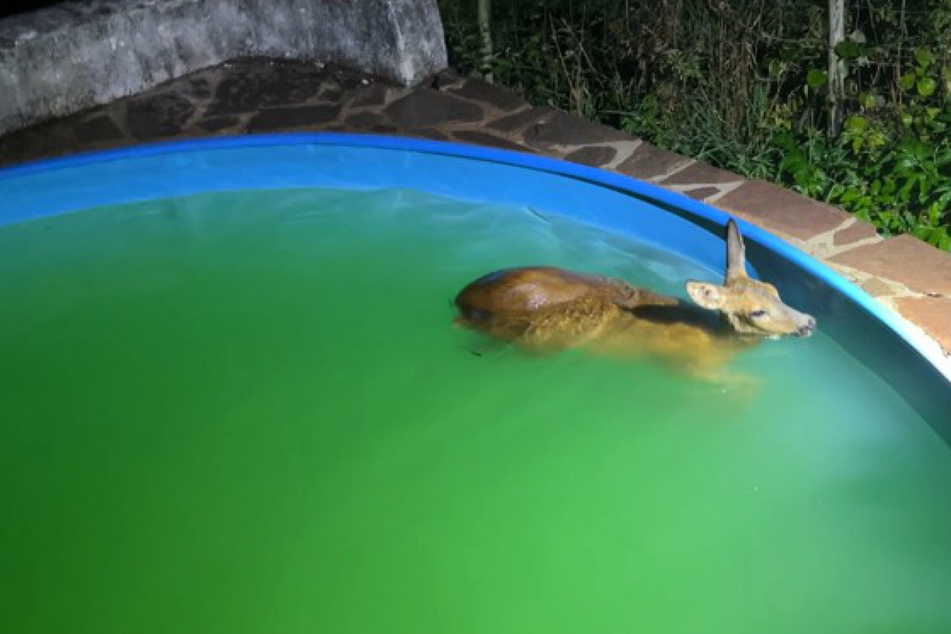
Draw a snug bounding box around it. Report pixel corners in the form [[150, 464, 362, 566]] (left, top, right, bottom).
[[454, 219, 815, 381]]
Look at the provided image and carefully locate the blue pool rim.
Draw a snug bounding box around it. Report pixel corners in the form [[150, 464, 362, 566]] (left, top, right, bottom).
[[2, 132, 950, 430]]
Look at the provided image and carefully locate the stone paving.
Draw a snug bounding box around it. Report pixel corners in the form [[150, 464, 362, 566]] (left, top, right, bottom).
[[1, 57, 949, 356]]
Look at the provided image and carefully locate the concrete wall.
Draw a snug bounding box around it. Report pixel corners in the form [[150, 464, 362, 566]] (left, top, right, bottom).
[[0, 0, 447, 135]]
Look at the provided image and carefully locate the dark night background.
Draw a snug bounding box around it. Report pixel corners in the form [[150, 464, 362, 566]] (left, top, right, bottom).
[[1, 0, 69, 18]]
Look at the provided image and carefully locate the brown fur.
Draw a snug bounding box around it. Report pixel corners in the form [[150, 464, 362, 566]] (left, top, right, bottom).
[[454, 220, 815, 380], [455, 267, 678, 315]]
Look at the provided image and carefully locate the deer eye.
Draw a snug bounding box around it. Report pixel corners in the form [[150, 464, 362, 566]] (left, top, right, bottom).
[[750, 309, 768, 319]]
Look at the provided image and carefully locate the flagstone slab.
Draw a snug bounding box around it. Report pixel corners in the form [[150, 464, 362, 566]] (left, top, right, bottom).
[[522, 111, 630, 147], [682, 187, 722, 201], [660, 162, 743, 185], [384, 90, 484, 128], [447, 78, 528, 113], [832, 220, 880, 246], [564, 145, 617, 167], [73, 115, 124, 144], [207, 63, 325, 115], [452, 130, 530, 152], [486, 107, 550, 134], [717, 179, 850, 240], [895, 297, 951, 352], [616, 143, 692, 181], [830, 235, 951, 297], [246, 105, 341, 132], [127, 92, 196, 139]]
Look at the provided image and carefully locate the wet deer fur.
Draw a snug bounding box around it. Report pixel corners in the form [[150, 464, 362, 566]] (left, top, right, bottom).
[[454, 220, 816, 377]]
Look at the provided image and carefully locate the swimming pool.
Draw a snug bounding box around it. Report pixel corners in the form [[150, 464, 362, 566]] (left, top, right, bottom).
[[1, 134, 950, 634]]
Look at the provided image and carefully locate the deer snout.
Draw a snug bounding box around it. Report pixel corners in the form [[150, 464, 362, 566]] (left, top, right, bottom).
[[795, 315, 816, 338]]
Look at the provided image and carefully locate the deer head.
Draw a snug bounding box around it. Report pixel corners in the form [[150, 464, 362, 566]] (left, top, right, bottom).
[[685, 220, 816, 338]]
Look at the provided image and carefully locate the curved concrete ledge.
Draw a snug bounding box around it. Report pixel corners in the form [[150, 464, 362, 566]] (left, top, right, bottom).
[[0, 0, 446, 135]]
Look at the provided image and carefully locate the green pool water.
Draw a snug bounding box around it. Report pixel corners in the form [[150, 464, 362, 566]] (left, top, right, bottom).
[[1, 187, 950, 634]]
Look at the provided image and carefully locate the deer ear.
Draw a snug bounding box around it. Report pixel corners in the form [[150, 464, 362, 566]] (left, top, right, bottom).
[[685, 281, 726, 310], [726, 219, 748, 282]]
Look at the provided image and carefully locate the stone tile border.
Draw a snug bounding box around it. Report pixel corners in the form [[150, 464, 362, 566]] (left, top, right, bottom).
[[0, 0, 446, 134], [1, 58, 949, 360]]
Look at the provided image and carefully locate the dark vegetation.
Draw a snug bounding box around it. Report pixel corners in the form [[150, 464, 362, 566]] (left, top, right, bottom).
[[0, 1, 65, 19], [441, 0, 951, 250]]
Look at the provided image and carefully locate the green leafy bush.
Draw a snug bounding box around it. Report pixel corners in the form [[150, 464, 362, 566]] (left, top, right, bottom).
[[774, 43, 951, 249], [439, 0, 951, 250]]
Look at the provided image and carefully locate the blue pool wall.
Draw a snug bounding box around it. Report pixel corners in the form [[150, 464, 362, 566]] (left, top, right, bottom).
[[0, 133, 949, 439]]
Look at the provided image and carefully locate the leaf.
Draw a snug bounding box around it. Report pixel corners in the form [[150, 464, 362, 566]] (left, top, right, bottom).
[[894, 157, 917, 175], [898, 174, 921, 201], [899, 72, 916, 91], [918, 77, 937, 97], [840, 188, 859, 203], [915, 48, 935, 68], [806, 69, 828, 88], [935, 150, 951, 167], [899, 137, 929, 160], [768, 59, 784, 78], [844, 115, 868, 133], [835, 40, 865, 60], [928, 203, 943, 222], [780, 154, 805, 172]]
